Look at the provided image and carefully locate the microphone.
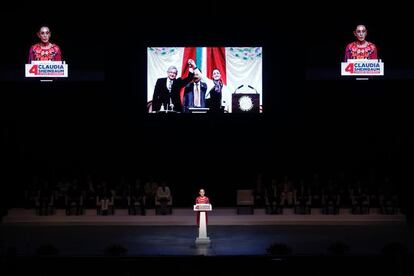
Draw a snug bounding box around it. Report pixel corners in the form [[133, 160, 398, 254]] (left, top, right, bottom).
[[234, 84, 244, 94], [248, 85, 258, 94]]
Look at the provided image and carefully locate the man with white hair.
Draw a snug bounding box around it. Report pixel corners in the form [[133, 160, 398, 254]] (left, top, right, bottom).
[[152, 61, 194, 112]]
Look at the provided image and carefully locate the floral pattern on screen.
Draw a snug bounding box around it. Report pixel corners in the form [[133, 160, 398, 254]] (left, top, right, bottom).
[[228, 47, 262, 60]]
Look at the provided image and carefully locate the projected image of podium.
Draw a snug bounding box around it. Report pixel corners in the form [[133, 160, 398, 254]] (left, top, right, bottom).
[[194, 203, 212, 244], [232, 85, 260, 113], [189, 107, 209, 113]]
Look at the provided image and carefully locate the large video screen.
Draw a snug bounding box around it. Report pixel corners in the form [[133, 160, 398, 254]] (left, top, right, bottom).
[[306, 18, 414, 80], [147, 47, 263, 113], [0, 14, 105, 82]]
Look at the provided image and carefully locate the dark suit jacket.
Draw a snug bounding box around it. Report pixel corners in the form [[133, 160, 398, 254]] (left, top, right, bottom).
[[183, 81, 207, 113], [152, 71, 194, 112]]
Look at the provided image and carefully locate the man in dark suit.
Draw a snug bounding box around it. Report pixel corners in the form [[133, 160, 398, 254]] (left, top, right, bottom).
[[183, 71, 207, 113], [152, 64, 194, 112]]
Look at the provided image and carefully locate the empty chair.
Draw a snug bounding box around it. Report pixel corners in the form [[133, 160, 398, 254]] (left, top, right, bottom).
[[128, 195, 146, 216], [155, 182, 172, 215], [155, 195, 173, 215], [35, 190, 55, 216], [237, 189, 254, 215], [65, 185, 84, 216], [294, 194, 312, 215]]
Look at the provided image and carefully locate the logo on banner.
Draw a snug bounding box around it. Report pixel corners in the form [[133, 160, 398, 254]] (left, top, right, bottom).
[[341, 59, 384, 76], [27, 64, 65, 76], [344, 62, 380, 74], [25, 61, 68, 78]]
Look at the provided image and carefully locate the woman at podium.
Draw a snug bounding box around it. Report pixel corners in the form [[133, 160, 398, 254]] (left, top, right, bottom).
[[344, 24, 377, 61], [195, 188, 210, 226], [28, 26, 62, 63]]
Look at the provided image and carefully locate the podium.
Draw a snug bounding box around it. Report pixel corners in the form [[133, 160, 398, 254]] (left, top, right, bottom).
[[189, 107, 209, 113], [232, 85, 260, 113], [341, 59, 384, 78], [194, 203, 212, 244], [25, 61, 68, 80]]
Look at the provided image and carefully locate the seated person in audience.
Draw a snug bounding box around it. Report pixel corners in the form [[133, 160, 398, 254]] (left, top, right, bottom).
[[265, 178, 281, 214], [379, 187, 399, 214], [84, 177, 97, 208], [128, 179, 146, 215], [294, 180, 311, 214], [36, 181, 54, 215], [156, 181, 171, 214], [65, 183, 83, 215], [97, 187, 113, 215]]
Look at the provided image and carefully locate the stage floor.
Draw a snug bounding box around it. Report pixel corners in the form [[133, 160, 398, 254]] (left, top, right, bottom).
[[1, 224, 413, 256], [1, 208, 412, 257], [2, 210, 413, 275]]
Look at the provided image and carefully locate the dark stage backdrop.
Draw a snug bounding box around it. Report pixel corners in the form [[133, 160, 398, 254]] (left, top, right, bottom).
[[0, 6, 412, 213]]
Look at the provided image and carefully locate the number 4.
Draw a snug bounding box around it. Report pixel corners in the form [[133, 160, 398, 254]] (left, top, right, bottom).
[[345, 63, 354, 73], [29, 65, 38, 75]]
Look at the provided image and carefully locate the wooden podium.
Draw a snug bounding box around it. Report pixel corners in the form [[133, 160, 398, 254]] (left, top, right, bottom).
[[194, 203, 212, 244]]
